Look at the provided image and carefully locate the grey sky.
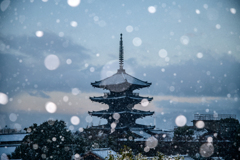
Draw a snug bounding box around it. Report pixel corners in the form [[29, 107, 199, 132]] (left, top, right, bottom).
[[0, 0, 239, 130]]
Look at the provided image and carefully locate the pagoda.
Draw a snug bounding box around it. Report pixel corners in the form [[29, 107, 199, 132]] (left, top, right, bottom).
[[88, 34, 154, 134]]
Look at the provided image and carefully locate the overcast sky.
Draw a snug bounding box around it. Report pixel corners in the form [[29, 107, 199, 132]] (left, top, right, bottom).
[[0, 0, 240, 131]]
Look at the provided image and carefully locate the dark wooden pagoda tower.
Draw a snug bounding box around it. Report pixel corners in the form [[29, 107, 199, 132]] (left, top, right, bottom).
[[88, 34, 154, 133]]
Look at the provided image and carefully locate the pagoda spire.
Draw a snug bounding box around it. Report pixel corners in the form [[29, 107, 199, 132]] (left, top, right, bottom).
[[119, 33, 124, 70]]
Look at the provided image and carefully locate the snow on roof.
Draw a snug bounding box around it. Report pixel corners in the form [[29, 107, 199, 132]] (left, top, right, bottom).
[[184, 157, 195, 160], [194, 129, 208, 136], [134, 138, 147, 141], [150, 129, 173, 134], [0, 146, 16, 156], [192, 129, 208, 140], [167, 132, 174, 139], [118, 138, 127, 141], [169, 155, 194, 160], [90, 148, 117, 159], [91, 95, 152, 101], [91, 71, 151, 92], [146, 155, 194, 160], [211, 157, 224, 160], [118, 138, 147, 142], [130, 129, 152, 139], [150, 130, 174, 140], [161, 129, 173, 132], [0, 134, 27, 142]]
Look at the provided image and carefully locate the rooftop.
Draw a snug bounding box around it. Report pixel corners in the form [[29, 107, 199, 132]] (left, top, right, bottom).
[[0, 134, 27, 142], [91, 71, 151, 92], [193, 114, 236, 121], [88, 148, 117, 159]]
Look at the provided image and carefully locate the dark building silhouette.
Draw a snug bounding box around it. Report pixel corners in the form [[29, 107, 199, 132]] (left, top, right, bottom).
[[88, 34, 154, 134], [192, 114, 237, 132]]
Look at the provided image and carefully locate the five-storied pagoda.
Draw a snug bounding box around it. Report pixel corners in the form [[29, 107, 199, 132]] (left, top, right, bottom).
[[88, 34, 154, 137]]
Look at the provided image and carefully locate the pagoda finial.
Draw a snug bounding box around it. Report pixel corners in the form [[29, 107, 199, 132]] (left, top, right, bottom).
[[119, 33, 124, 70]]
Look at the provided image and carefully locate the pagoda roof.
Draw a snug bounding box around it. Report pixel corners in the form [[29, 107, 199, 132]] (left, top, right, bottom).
[[89, 109, 154, 117], [87, 124, 155, 130], [91, 69, 151, 92], [90, 95, 153, 103], [130, 128, 152, 139]]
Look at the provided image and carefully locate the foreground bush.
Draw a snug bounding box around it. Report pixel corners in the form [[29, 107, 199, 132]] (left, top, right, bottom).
[[106, 146, 184, 160]]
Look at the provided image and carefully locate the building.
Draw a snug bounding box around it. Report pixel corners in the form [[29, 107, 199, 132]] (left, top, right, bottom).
[[0, 126, 22, 134], [0, 133, 27, 158], [192, 114, 237, 132], [87, 34, 154, 139]]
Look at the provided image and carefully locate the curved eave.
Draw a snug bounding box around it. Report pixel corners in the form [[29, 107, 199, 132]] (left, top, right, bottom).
[[87, 124, 111, 130], [130, 96, 153, 102], [89, 110, 154, 117], [132, 124, 155, 129], [90, 96, 153, 103], [115, 126, 129, 130], [91, 82, 101, 88], [136, 126, 155, 130], [89, 124, 153, 130], [90, 82, 152, 90], [132, 112, 154, 116]]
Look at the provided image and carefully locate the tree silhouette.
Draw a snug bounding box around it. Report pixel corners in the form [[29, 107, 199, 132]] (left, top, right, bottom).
[[11, 120, 75, 160], [174, 125, 194, 141]]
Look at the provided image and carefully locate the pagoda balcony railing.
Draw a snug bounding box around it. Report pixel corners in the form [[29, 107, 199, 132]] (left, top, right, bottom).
[[132, 93, 139, 96], [103, 92, 139, 97], [194, 114, 236, 121], [104, 92, 110, 96]]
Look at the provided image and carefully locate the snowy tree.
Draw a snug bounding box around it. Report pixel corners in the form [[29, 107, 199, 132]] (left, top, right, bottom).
[[11, 120, 75, 159], [174, 125, 194, 141], [173, 125, 194, 155], [216, 118, 240, 159]]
